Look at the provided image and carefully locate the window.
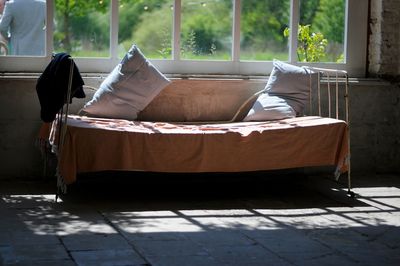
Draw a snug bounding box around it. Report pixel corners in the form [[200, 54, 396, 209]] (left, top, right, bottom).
[[53, 1, 110, 57], [0, 0, 368, 77], [299, 0, 346, 63], [181, 0, 232, 60], [240, 0, 290, 61], [118, 1, 174, 59]]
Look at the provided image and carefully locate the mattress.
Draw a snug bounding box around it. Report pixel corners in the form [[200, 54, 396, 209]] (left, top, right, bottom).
[[50, 115, 349, 185]]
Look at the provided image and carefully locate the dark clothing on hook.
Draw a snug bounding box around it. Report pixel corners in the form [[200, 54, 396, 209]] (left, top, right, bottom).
[[36, 53, 85, 122]]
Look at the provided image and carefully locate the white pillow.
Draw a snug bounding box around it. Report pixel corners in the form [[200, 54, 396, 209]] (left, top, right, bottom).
[[82, 45, 170, 120], [243, 93, 296, 121], [266, 60, 317, 116]]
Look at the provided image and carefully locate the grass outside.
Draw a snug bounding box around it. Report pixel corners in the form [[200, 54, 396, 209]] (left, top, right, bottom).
[[61, 48, 340, 63]]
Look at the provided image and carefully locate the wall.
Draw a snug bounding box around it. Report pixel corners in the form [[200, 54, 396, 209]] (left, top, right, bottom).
[[363, 0, 400, 172], [1, 0, 400, 178], [0, 76, 399, 179], [369, 0, 400, 79], [350, 79, 400, 173], [0, 76, 102, 178], [0, 78, 43, 178]]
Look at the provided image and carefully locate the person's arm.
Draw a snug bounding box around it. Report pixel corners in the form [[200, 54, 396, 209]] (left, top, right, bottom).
[[0, 1, 12, 39]]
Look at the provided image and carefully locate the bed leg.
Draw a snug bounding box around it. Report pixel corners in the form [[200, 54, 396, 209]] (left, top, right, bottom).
[[55, 191, 59, 202], [346, 172, 355, 198], [347, 186, 355, 198], [347, 189, 355, 198], [55, 186, 60, 202], [55, 173, 67, 202]]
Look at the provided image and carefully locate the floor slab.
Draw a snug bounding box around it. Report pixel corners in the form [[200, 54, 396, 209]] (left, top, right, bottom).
[[0, 173, 399, 266]]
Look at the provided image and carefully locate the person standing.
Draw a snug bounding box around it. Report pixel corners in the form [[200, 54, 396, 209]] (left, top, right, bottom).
[[0, 0, 6, 14], [0, 0, 46, 56], [0, 0, 8, 55], [0, 0, 5, 15]]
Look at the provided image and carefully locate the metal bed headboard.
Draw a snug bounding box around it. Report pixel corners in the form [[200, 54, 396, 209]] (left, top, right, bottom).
[[306, 67, 352, 197], [306, 67, 349, 122]]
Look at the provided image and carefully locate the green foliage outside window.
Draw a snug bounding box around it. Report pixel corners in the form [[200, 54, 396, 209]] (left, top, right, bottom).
[[284, 25, 328, 62], [54, 0, 110, 54], [54, 0, 345, 62]]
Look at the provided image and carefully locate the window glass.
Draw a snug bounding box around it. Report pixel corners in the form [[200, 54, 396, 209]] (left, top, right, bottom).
[[118, 0, 173, 59], [54, 0, 110, 57], [240, 0, 290, 61], [299, 0, 346, 63], [0, 0, 46, 56], [181, 0, 232, 60], [0, 0, 368, 76]]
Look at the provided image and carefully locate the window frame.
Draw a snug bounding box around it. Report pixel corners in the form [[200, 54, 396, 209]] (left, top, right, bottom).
[[0, 0, 368, 77]]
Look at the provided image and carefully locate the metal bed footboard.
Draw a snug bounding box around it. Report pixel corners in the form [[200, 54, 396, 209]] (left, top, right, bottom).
[[54, 58, 74, 200]]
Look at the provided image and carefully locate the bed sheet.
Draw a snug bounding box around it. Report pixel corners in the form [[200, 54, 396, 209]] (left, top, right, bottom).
[[50, 115, 349, 185]]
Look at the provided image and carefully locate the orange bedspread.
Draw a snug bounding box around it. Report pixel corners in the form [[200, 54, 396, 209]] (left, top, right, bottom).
[[50, 115, 349, 185]]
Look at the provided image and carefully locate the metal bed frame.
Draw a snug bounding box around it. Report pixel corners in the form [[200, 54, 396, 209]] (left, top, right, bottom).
[[55, 62, 354, 199]]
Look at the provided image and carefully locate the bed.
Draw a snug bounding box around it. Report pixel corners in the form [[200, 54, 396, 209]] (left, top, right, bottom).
[[50, 115, 349, 185], [39, 51, 352, 198]]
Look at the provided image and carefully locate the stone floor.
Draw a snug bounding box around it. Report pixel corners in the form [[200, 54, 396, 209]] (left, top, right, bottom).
[[0, 172, 399, 266]]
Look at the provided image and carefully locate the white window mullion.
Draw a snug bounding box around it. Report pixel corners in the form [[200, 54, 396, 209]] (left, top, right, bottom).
[[344, 0, 349, 63], [232, 0, 241, 62], [110, 0, 119, 62], [173, 0, 181, 60], [289, 0, 299, 63], [45, 0, 53, 59]]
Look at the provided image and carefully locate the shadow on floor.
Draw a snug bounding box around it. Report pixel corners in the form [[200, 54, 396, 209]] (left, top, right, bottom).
[[50, 170, 368, 211]]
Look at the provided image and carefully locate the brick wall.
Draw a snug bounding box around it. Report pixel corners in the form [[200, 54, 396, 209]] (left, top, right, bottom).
[[368, 0, 400, 79]]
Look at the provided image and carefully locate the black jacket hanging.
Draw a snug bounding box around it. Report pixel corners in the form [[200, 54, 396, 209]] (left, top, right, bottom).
[[36, 53, 86, 122]]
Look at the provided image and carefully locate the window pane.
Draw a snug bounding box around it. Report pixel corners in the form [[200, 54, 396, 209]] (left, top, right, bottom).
[[0, 0, 46, 56], [54, 0, 110, 57], [299, 0, 345, 63], [181, 0, 232, 60], [119, 0, 173, 59], [240, 0, 290, 61]]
